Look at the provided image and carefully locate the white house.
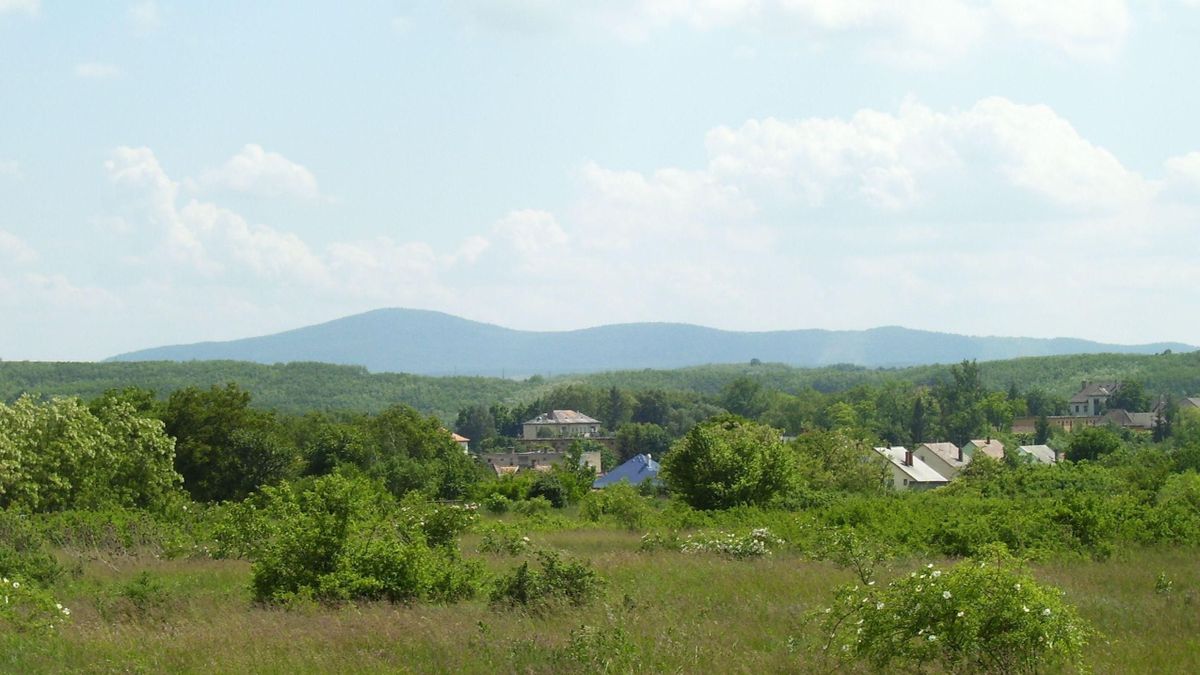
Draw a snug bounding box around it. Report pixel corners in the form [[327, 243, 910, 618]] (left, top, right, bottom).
[[1014, 444, 1057, 465], [522, 410, 603, 440], [914, 442, 969, 480], [962, 438, 1005, 461], [875, 446, 949, 492]]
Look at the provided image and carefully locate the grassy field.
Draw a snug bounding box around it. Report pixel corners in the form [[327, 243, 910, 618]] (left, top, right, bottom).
[[3, 527, 1199, 674]]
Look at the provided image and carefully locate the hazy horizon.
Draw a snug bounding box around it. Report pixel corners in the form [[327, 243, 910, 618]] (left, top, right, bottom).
[[4, 2, 1200, 360]]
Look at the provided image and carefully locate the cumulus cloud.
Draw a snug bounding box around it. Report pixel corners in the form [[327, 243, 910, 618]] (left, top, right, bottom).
[[74, 62, 123, 79], [458, 0, 1130, 64], [198, 144, 324, 200], [1165, 151, 1200, 190], [705, 97, 1154, 213]]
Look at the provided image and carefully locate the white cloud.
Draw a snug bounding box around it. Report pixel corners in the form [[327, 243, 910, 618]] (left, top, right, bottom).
[[705, 97, 1154, 213], [74, 62, 123, 79], [990, 0, 1128, 60], [1165, 151, 1200, 190], [129, 0, 161, 34], [0, 230, 37, 264], [198, 144, 324, 200], [492, 209, 568, 261], [458, 0, 1131, 64], [0, 0, 38, 15]]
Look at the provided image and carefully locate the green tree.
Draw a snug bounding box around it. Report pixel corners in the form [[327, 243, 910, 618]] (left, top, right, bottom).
[[632, 389, 671, 426], [614, 422, 671, 462], [1034, 414, 1051, 445], [720, 376, 769, 419], [661, 416, 797, 509], [1110, 380, 1151, 412], [791, 429, 889, 495], [934, 360, 988, 446], [164, 383, 298, 502], [1066, 426, 1122, 462], [454, 404, 495, 452]]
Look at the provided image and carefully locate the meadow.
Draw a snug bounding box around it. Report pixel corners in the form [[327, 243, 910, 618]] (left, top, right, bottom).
[[4, 518, 1199, 674]]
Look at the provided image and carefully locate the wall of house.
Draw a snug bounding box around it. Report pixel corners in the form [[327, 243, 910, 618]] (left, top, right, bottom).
[[521, 422, 600, 440]]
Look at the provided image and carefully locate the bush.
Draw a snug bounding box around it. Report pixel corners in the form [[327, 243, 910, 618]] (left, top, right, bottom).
[[483, 493, 511, 514], [579, 483, 652, 530], [478, 522, 532, 556], [244, 474, 483, 604], [513, 496, 553, 517], [0, 512, 63, 586], [680, 528, 784, 559], [816, 545, 1092, 674], [490, 550, 604, 612], [0, 575, 72, 633], [661, 416, 797, 510]]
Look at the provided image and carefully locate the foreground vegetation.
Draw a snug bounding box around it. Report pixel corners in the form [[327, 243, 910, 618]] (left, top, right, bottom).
[[5, 356, 1200, 671], [2, 512, 1198, 673]]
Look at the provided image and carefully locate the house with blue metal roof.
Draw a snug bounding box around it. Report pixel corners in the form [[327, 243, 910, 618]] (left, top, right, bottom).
[[593, 454, 661, 489]]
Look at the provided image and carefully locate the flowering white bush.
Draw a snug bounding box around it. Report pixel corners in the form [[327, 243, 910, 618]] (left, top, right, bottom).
[[680, 528, 784, 559], [816, 546, 1092, 674], [0, 576, 71, 633]]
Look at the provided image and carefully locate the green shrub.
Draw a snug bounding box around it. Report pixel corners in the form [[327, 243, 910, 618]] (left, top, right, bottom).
[[580, 483, 652, 530], [244, 474, 482, 604], [0, 575, 71, 633], [483, 493, 511, 514], [490, 550, 604, 612], [478, 522, 532, 556], [513, 496, 553, 517], [679, 528, 784, 559], [816, 545, 1092, 674], [0, 512, 63, 586]]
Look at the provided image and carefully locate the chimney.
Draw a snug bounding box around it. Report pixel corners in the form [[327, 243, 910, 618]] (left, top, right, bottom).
[[904, 449, 913, 466], [957, 445, 963, 462]]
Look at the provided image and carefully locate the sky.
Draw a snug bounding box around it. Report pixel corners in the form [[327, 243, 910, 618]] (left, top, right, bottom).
[[3, 1, 1200, 361]]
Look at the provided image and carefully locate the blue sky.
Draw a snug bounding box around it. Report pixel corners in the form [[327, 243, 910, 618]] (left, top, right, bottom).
[[3, 1, 1200, 360]]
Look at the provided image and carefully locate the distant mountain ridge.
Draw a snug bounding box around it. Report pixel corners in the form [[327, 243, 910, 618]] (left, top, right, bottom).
[[106, 308, 1194, 376]]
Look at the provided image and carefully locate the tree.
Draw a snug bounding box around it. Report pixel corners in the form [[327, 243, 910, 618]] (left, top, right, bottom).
[[614, 422, 671, 462], [454, 404, 495, 452], [1110, 380, 1151, 412], [910, 395, 929, 445], [1034, 414, 1051, 445], [163, 384, 298, 502], [1065, 426, 1122, 462], [660, 416, 797, 509], [632, 389, 671, 426], [791, 429, 889, 495], [934, 360, 988, 446], [720, 376, 770, 419]]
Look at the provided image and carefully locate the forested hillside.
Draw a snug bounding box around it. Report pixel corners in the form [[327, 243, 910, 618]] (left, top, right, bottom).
[[106, 308, 1192, 375], [4, 349, 1199, 420]]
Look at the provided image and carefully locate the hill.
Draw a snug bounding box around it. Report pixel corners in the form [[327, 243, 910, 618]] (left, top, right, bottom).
[[106, 308, 1193, 376]]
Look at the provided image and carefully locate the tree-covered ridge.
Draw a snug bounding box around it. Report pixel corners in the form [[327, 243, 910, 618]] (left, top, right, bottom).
[[105, 308, 1193, 375], [4, 350, 1199, 420]]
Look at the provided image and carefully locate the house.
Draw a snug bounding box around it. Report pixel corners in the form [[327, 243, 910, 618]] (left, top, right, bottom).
[[480, 449, 603, 476], [1068, 381, 1121, 417], [451, 432, 470, 453], [962, 438, 1005, 460], [1102, 409, 1156, 431], [1178, 397, 1200, 411], [875, 446, 948, 491], [522, 410, 603, 440], [593, 454, 661, 489], [1014, 444, 1057, 465], [913, 442, 969, 480]]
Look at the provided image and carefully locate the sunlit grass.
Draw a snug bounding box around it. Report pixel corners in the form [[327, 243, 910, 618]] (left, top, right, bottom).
[[4, 534, 1198, 673]]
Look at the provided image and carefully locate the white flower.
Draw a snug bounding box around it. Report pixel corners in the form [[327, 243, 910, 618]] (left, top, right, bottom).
[[943, 591, 952, 600], [926, 563, 934, 569], [957, 610, 965, 618], [11, 582, 18, 589], [916, 585, 923, 592], [867, 581, 875, 586], [1042, 608, 1052, 616], [931, 570, 941, 578], [928, 634, 937, 642], [56, 603, 62, 610], [62, 607, 70, 616], [1015, 583, 1022, 591], [1023, 605, 1030, 613], [876, 602, 885, 610]]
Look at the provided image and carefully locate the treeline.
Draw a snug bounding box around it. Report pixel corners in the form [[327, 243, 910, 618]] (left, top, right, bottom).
[[4, 349, 1200, 421]]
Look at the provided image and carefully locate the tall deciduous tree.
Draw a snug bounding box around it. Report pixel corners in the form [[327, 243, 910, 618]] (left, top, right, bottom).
[[661, 416, 796, 509]]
